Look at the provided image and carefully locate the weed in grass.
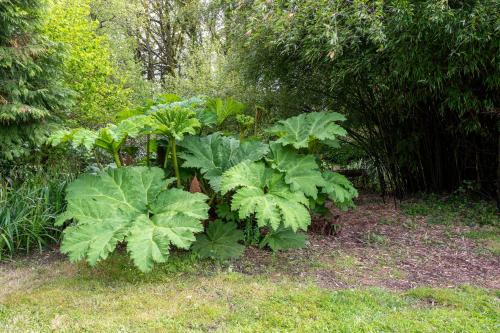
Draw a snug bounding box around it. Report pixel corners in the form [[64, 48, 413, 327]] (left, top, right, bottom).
[[362, 232, 389, 247]]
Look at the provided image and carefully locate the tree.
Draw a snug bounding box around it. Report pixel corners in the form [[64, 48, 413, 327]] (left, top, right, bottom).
[[137, 0, 204, 82], [0, 0, 71, 161], [44, 0, 133, 127], [89, 0, 153, 105]]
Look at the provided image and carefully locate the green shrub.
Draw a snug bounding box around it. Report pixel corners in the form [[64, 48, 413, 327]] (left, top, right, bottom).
[[227, 0, 499, 196], [55, 166, 210, 272], [50, 96, 358, 270]]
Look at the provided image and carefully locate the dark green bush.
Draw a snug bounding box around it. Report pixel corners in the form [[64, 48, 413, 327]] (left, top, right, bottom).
[[226, 0, 500, 197]]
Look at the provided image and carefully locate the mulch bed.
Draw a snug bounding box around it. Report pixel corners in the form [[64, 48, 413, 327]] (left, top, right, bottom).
[[235, 193, 500, 290]]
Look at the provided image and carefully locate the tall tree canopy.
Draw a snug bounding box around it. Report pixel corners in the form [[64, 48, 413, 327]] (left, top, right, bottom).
[[44, 0, 134, 127], [137, 0, 212, 83], [0, 0, 71, 160]]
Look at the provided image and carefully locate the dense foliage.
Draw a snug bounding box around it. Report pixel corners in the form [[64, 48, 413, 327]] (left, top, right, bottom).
[[44, 0, 134, 126], [0, 0, 71, 160], [226, 0, 500, 198], [51, 96, 357, 270], [0, 166, 73, 259], [1, 0, 497, 266]]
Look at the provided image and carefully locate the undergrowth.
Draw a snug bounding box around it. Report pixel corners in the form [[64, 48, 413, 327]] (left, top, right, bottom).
[[402, 194, 498, 226], [0, 170, 73, 259]]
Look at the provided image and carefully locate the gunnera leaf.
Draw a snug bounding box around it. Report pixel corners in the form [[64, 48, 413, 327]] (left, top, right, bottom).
[[260, 227, 307, 251], [321, 171, 358, 210], [220, 161, 311, 232], [268, 142, 326, 199], [192, 220, 245, 260], [267, 111, 347, 149], [57, 166, 209, 272], [178, 132, 269, 192]]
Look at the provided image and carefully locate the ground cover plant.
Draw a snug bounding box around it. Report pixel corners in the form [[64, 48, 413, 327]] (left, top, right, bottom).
[[402, 193, 498, 227], [49, 96, 358, 271]]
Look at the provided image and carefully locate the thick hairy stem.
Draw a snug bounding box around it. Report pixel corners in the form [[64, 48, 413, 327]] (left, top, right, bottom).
[[171, 139, 181, 188], [113, 150, 122, 167]]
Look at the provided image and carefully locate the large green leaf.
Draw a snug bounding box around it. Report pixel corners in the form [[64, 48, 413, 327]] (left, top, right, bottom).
[[48, 128, 97, 151], [57, 167, 209, 272], [178, 133, 269, 192], [127, 215, 171, 272], [206, 97, 246, 125], [48, 118, 148, 154], [192, 220, 245, 261], [165, 96, 216, 127], [268, 142, 326, 199], [221, 161, 310, 231], [260, 227, 307, 251], [267, 112, 347, 149], [148, 104, 201, 140], [321, 171, 358, 210], [60, 221, 128, 265]]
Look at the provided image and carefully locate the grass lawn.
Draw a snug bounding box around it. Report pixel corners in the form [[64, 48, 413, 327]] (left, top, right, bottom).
[[1, 253, 499, 333]]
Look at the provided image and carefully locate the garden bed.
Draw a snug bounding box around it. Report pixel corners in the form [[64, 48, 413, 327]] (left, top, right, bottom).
[[1, 193, 498, 331]]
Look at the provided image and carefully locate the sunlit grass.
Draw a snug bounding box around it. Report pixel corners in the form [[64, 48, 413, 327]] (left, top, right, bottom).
[[1, 254, 498, 332]]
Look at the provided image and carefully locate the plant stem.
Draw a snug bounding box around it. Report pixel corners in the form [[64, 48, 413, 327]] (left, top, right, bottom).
[[208, 192, 216, 206], [113, 150, 122, 167], [171, 139, 181, 188], [146, 134, 151, 167], [163, 142, 170, 169], [93, 151, 103, 169]]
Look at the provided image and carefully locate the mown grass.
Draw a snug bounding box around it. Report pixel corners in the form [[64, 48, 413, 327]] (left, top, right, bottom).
[[1, 254, 498, 332]]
